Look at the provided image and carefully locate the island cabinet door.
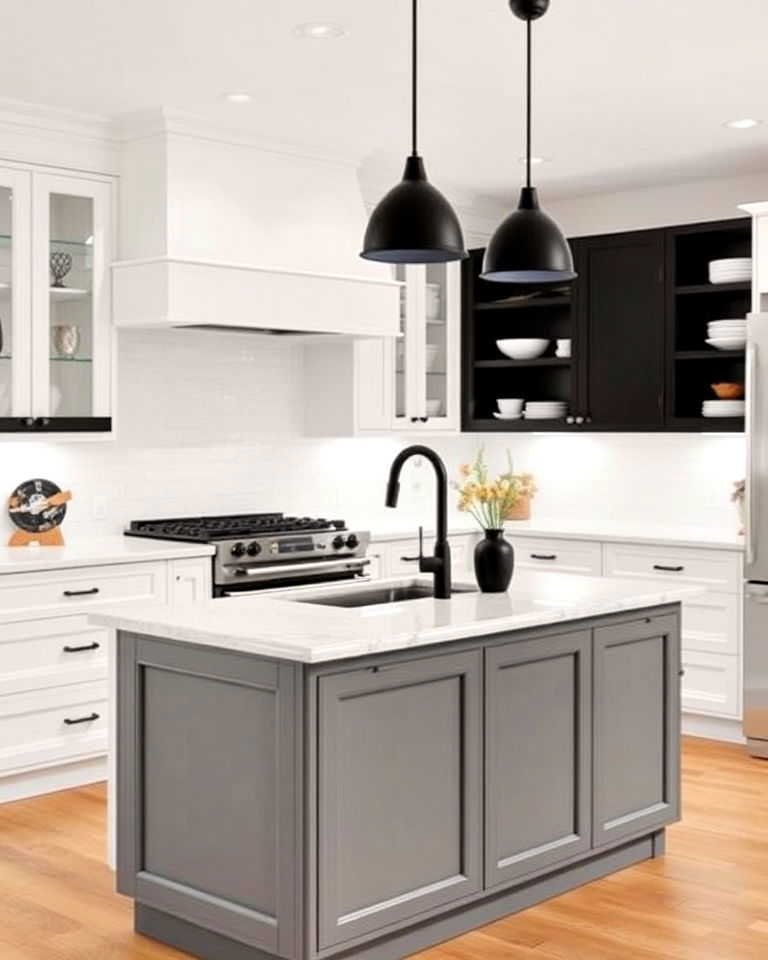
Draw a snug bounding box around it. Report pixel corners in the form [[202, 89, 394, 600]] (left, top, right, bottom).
[[593, 613, 681, 848], [484, 630, 592, 890], [117, 636, 302, 960], [315, 650, 483, 952]]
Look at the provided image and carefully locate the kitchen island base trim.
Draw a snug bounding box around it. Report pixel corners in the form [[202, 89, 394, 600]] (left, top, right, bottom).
[[116, 603, 681, 960], [135, 832, 663, 960]]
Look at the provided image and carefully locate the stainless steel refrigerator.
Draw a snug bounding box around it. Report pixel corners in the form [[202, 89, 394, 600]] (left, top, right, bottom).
[[744, 312, 768, 756]]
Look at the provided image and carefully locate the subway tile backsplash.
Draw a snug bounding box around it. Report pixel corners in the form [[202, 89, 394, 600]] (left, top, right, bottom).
[[0, 330, 745, 541]]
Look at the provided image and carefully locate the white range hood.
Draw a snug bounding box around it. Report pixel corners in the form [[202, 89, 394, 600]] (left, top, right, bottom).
[[112, 113, 400, 337]]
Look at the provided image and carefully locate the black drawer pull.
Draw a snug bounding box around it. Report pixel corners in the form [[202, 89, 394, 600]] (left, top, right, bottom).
[[530, 553, 557, 561], [62, 587, 100, 597], [652, 564, 684, 573], [63, 642, 101, 653], [679, 668, 686, 677], [63, 712, 100, 726]]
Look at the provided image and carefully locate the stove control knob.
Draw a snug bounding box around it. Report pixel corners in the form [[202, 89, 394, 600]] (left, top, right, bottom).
[[246, 541, 261, 557], [230, 542, 246, 558], [332, 535, 346, 550], [346, 534, 359, 549]]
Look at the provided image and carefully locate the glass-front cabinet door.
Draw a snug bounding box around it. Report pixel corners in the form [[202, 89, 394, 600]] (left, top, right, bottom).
[[391, 262, 460, 431], [31, 174, 112, 431], [0, 168, 32, 427]]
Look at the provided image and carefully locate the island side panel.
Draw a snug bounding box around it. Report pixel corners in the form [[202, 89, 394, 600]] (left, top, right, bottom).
[[116, 632, 303, 960], [592, 612, 681, 847]]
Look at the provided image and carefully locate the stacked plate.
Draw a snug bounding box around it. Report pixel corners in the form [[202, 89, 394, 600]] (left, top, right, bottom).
[[706, 318, 747, 350], [524, 401, 568, 420], [709, 258, 752, 284], [702, 399, 745, 418]]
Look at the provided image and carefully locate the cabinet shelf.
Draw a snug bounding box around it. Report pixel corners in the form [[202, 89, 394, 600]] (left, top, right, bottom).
[[0, 233, 92, 252], [675, 281, 750, 295], [49, 286, 90, 301], [476, 357, 571, 369], [675, 349, 745, 360], [50, 356, 92, 363], [475, 295, 571, 312]]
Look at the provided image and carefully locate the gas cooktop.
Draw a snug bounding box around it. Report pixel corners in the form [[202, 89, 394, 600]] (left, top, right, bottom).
[[126, 513, 346, 543]]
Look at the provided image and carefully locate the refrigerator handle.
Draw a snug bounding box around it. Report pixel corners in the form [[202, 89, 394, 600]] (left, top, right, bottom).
[[746, 342, 757, 567]]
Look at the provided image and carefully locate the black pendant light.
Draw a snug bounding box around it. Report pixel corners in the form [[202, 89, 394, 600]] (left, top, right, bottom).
[[361, 0, 467, 264], [482, 0, 575, 283]]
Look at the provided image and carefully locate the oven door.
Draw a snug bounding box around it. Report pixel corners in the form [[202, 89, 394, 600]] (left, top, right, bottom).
[[217, 557, 371, 597]]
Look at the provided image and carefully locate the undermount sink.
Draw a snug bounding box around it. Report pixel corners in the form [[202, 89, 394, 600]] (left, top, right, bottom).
[[296, 582, 477, 608]]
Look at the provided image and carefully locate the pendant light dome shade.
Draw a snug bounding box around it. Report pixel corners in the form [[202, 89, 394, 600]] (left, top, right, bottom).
[[482, 186, 575, 282], [361, 156, 467, 264], [360, 0, 466, 265], [481, 0, 575, 284]]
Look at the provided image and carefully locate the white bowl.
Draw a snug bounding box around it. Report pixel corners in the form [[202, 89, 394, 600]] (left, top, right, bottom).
[[425, 344, 439, 370], [497, 398, 525, 415], [493, 411, 523, 421], [705, 337, 747, 350], [425, 399, 443, 417], [496, 338, 549, 360]]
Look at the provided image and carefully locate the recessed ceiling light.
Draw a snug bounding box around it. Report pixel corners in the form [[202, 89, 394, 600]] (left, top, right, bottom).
[[723, 118, 761, 129], [292, 21, 349, 41], [223, 92, 252, 104]]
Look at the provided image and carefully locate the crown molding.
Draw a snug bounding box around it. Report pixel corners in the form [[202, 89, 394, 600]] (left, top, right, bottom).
[[0, 97, 120, 174], [114, 107, 367, 170]]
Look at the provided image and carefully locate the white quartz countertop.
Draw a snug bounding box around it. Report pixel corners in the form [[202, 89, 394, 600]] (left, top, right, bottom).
[[369, 517, 744, 551], [90, 569, 700, 664], [0, 536, 214, 575]]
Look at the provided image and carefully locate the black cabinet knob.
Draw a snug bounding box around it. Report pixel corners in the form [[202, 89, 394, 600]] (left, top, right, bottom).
[[230, 542, 246, 558], [246, 541, 261, 557], [332, 536, 346, 550], [346, 534, 359, 549]]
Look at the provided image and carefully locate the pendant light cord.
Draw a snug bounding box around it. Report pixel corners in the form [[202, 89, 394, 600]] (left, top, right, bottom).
[[526, 17, 532, 188], [411, 0, 418, 156]]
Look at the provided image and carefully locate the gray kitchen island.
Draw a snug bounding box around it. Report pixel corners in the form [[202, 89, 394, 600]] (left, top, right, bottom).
[[92, 569, 698, 960]]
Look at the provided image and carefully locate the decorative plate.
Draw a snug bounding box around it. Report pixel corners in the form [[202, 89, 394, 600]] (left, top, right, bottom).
[[7, 478, 68, 533]]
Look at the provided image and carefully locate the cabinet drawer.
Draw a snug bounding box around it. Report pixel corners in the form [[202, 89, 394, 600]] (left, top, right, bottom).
[[0, 681, 107, 776], [0, 562, 168, 621], [602, 543, 740, 593], [681, 592, 740, 656], [0, 615, 108, 695], [510, 537, 602, 577], [385, 536, 472, 579], [681, 651, 740, 719]]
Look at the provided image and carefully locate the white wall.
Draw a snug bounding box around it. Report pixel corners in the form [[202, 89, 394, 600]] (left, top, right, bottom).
[[0, 328, 744, 543]]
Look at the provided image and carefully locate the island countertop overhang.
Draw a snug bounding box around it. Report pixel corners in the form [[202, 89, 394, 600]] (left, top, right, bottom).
[[90, 569, 701, 664]]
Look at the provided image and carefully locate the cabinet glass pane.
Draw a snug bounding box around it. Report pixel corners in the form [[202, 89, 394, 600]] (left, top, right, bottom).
[[0, 187, 13, 415], [48, 194, 93, 418], [424, 264, 448, 419], [395, 264, 407, 419]]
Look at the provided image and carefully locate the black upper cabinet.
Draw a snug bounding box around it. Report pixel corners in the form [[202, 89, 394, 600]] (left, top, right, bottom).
[[462, 217, 750, 433], [574, 230, 665, 430]]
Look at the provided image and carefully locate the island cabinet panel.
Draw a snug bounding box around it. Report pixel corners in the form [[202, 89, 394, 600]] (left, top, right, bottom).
[[485, 631, 592, 889], [117, 636, 302, 960], [315, 650, 483, 951], [592, 614, 681, 848]]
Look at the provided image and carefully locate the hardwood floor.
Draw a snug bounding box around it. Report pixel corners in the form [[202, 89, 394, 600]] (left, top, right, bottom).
[[0, 737, 765, 959]]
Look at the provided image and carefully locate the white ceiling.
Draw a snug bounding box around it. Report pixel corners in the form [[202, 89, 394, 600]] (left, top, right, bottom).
[[3, 0, 768, 205]]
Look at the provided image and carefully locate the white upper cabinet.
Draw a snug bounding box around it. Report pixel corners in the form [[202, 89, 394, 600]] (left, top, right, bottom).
[[0, 165, 113, 436], [305, 261, 461, 435]]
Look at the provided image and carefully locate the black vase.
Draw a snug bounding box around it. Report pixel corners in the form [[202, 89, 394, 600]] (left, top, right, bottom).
[[474, 529, 514, 593]]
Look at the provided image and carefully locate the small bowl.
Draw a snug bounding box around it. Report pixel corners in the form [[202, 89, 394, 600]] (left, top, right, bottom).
[[710, 382, 744, 399], [496, 338, 550, 360], [425, 399, 443, 417], [497, 398, 524, 415]]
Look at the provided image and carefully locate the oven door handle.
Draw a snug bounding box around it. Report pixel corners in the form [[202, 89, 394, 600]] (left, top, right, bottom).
[[222, 575, 374, 598], [228, 557, 371, 579]]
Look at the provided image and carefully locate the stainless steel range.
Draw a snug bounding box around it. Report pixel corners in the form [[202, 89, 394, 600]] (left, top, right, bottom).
[[126, 513, 371, 597]]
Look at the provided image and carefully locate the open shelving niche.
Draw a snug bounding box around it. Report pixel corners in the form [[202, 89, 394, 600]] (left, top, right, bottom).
[[462, 249, 575, 431], [666, 220, 749, 430]]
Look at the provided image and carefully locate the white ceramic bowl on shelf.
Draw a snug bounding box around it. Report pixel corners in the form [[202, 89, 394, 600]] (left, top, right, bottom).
[[425, 344, 440, 370], [705, 336, 747, 350], [425, 399, 443, 417], [496, 338, 549, 360], [709, 258, 752, 284], [497, 398, 525, 415]]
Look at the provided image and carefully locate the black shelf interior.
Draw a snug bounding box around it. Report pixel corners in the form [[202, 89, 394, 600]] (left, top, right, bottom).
[[475, 358, 571, 369], [475, 295, 572, 311]]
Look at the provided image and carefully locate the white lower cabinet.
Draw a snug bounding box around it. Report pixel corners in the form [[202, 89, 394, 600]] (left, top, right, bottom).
[[372, 533, 477, 581], [0, 553, 211, 802], [603, 542, 742, 721]]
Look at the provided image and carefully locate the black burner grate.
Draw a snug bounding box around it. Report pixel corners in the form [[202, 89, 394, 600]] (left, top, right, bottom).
[[126, 513, 346, 542]]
